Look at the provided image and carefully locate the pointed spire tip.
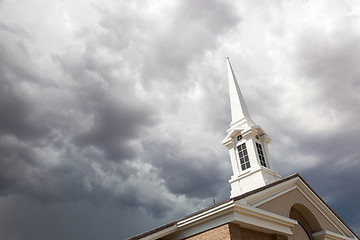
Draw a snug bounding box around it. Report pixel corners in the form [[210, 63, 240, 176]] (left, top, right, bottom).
[[226, 56, 253, 123]]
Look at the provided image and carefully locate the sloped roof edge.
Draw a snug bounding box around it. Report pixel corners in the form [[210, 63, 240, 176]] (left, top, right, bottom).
[[126, 173, 358, 240]]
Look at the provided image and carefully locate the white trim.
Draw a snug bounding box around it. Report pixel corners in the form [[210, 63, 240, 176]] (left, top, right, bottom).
[[141, 225, 178, 240], [229, 166, 280, 184], [233, 202, 297, 235], [172, 201, 297, 239], [295, 180, 355, 238], [296, 185, 346, 236], [177, 200, 234, 228], [171, 213, 235, 240], [230, 168, 260, 183], [313, 230, 358, 240], [245, 177, 298, 206], [252, 185, 297, 207], [132, 176, 358, 240], [242, 176, 357, 239]]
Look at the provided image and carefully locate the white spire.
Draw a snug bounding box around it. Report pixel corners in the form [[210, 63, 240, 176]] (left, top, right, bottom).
[[223, 58, 281, 198], [226, 57, 253, 126]]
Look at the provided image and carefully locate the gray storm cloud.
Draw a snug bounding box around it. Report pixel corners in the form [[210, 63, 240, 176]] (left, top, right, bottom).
[[0, 0, 359, 239]]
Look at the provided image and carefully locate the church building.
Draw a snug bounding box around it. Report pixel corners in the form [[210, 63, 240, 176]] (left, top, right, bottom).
[[127, 59, 358, 240]]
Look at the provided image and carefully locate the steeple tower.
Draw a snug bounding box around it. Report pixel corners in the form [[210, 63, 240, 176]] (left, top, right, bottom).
[[222, 58, 281, 198], [227, 58, 254, 127]]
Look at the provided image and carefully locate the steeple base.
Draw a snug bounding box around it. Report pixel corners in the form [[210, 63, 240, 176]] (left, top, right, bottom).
[[229, 166, 281, 198]]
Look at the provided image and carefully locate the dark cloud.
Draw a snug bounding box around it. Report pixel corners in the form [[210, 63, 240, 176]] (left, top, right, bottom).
[[295, 26, 360, 113], [0, 195, 175, 240], [0, 89, 48, 138], [258, 3, 360, 235], [0, 0, 359, 239], [75, 98, 159, 161], [0, 5, 161, 208], [95, 0, 241, 113], [0, 2, 240, 236], [144, 138, 228, 199], [300, 163, 360, 235], [141, 0, 240, 82], [0, 25, 50, 139]]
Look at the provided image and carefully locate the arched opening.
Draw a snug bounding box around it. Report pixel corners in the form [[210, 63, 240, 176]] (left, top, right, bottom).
[[288, 203, 322, 240]]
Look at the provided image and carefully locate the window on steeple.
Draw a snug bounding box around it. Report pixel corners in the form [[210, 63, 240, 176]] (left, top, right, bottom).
[[237, 135, 242, 141], [237, 143, 250, 170], [256, 142, 267, 167]]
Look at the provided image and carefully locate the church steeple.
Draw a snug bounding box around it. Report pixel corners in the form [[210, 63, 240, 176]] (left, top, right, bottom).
[[226, 57, 254, 127], [222, 58, 281, 198]]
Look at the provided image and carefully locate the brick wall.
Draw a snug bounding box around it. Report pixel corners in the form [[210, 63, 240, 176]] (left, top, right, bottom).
[[183, 223, 288, 240], [184, 224, 231, 240], [229, 223, 287, 240]]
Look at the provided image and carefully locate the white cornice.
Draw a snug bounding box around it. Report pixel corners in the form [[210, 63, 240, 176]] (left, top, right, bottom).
[[313, 230, 358, 240], [222, 125, 269, 147], [242, 176, 358, 239], [177, 200, 234, 228], [233, 202, 297, 235], [174, 199, 296, 239], [246, 177, 299, 207], [131, 176, 357, 240], [141, 225, 178, 240], [229, 166, 280, 185], [295, 180, 356, 238]]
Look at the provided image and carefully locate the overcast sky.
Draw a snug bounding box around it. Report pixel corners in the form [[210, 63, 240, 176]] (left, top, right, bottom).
[[0, 0, 359, 239]]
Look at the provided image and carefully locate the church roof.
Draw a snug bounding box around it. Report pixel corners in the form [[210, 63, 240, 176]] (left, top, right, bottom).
[[127, 173, 358, 240]]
